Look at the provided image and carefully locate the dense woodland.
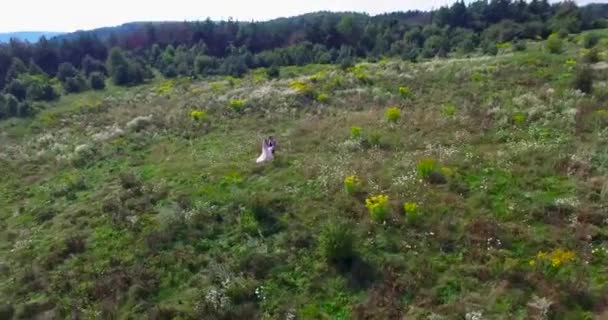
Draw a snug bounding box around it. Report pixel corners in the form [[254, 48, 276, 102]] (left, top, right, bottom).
[[0, 0, 607, 120]]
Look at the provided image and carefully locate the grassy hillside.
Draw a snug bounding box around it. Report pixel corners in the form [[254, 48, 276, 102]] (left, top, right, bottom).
[[1, 31, 608, 319]]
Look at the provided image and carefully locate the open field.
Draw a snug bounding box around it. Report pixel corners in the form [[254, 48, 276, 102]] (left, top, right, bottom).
[[1, 31, 608, 319]]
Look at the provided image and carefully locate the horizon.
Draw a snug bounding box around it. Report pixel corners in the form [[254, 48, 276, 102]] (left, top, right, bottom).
[[0, 0, 601, 33]]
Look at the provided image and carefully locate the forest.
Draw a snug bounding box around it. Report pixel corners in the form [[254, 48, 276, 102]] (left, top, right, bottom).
[[0, 0, 607, 121]]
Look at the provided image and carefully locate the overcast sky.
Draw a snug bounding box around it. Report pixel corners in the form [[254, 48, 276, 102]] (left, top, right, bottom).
[[0, 0, 603, 32]]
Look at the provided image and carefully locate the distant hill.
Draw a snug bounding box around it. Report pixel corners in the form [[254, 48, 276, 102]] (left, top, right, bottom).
[[0, 31, 65, 43]]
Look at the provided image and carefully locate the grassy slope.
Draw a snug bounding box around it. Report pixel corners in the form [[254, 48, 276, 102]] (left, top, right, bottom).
[[1, 31, 608, 319]]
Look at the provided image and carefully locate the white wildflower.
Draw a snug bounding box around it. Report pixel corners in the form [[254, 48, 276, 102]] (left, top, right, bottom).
[[465, 311, 484, 320]]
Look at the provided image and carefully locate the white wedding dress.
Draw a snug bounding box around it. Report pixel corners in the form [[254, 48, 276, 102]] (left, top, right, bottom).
[[256, 142, 274, 163]]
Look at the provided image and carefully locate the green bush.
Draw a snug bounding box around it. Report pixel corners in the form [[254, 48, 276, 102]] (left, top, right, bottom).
[[441, 104, 457, 117], [513, 39, 527, 51], [22, 74, 59, 101], [4, 79, 27, 101], [365, 194, 390, 222], [583, 32, 601, 49], [194, 55, 218, 76], [404, 202, 422, 225], [582, 48, 601, 64], [546, 33, 563, 54], [319, 222, 355, 265], [266, 65, 280, 78], [572, 65, 594, 94], [399, 86, 412, 99], [107, 47, 150, 86], [350, 126, 362, 140], [89, 72, 106, 90], [4, 94, 19, 118], [17, 101, 33, 118], [483, 41, 498, 56], [57, 62, 78, 82], [417, 158, 438, 179], [63, 75, 88, 94], [229, 99, 246, 112], [385, 107, 401, 123]]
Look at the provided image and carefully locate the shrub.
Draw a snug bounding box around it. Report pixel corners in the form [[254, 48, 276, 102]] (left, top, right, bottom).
[[57, 62, 78, 82], [546, 33, 563, 54], [403, 202, 421, 224], [339, 57, 354, 70], [4, 94, 18, 117], [107, 47, 149, 86], [513, 39, 527, 51], [385, 107, 401, 123], [239, 209, 260, 235], [17, 101, 33, 118], [583, 32, 601, 49], [89, 72, 106, 90], [582, 47, 600, 64], [365, 194, 390, 222], [189, 110, 208, 121], [471, 72, 484, 83], [513, 113, 526, 125], [565, 58, 577, 68], [399, 86, 412, 99], [63, 75, 88, 93], [350, 126, 362, 140], [157, 80, 174, 95], [483, 41, 498, 56], [266, 65, 280, 78], [25, 77, 58, 102], [229, 99, 246, 113], [289, 80, 314, 98], [194, 55, 218, 76], [4, 79, 27, 101], [344, 175, 360, 194], [440, 166, 454, 178], [441, 104, 457, 117], [319, 222, 355, 265], [572, 65, 594, 94], [315, 93, 329, 102], [417, 158, 438, 179], [367, 132, 382, 146]]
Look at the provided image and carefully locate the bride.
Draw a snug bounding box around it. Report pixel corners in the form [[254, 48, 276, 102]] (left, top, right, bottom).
[[256, 136, 277, 163]]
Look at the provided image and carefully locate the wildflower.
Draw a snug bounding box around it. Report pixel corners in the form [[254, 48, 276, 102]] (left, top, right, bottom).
[[385, 107, 401, 123], [532, 249, 576, 268], [403, 202, 418, 214], [344, 175, 360, 194], [365, 194, 390, 222], [565, 58, 577, 68], [440, 166, 454, 177], [404, 202, 421, 224], [316, 93, 329, 102], [228, 99, 246, 112], [189, 110, 207, 121], [549, 248, 575, 267], [289, 80, 314, 97], [350, 126, 362, 140], [529, 259, 536, 267], [399, 86, 412, 99]]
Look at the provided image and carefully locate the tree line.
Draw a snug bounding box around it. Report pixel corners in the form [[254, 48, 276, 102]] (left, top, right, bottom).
[[0, 0, 607, 120]]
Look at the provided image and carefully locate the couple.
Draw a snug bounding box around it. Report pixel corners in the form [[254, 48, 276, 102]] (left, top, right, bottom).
[[256, 136, 277, 163]]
